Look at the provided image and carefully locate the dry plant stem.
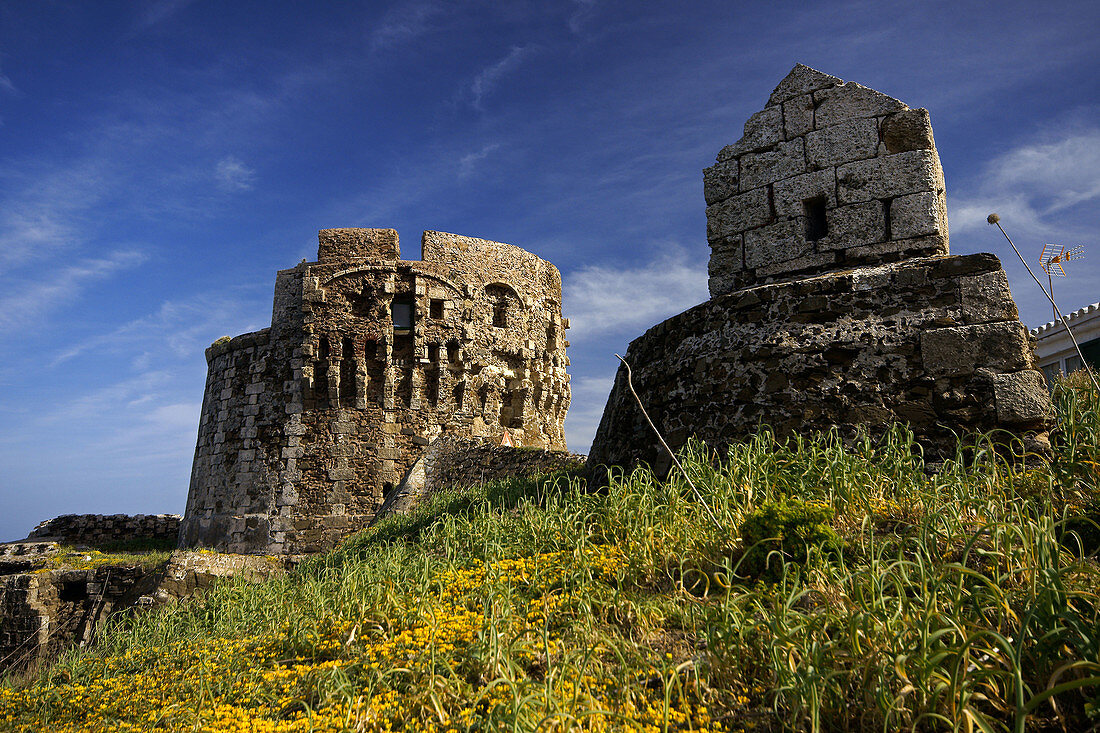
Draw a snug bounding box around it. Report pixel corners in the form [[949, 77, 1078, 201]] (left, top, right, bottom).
[[615, 354, 723, 530], [989, 217, 1100, 395]]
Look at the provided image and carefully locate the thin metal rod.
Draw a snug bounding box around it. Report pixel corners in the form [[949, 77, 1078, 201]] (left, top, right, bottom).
[[988, 215, 1100, 394], [615, 354, 723, 531]]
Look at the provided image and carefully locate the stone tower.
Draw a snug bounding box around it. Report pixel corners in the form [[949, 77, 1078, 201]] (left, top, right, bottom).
[[180, 229, 571, 554], [588, 65, 1051, 473]]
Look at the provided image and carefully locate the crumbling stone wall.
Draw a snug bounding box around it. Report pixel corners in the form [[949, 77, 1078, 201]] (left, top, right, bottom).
[[0, 554, 154, 672], [181, 229, 571, 555], [589, 66, 1051, 473], [27, 514, 181, 548], [375, 435, 586, 518], [705, 64, 947, 295]]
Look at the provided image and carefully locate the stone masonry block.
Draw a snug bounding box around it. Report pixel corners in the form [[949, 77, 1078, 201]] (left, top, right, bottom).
[[739, 138, 805, 191], [836, 150, 944, 204], [706, 187, 771, 242], [783, 94, 814, 138], [993, 371, 1053, 425], [702, 159, 739, 205], [755, 250, 836, 278], [921, 322, 1030, 378], [767, 64, 843, 107], [844, 234, 947, 263], [773, 169, 836, 218], [318, 228, 400, 263], [881, 108, 935, 153], [805, 118, 880, 170], [960, 270, 1018, 324], [708, 236, 745, 297], [813, 82, 907, 129], [743, 219, 811, 269], [820, 201, 884, 251], [722, 106, 783, 158], [890, 190, 947, 241]]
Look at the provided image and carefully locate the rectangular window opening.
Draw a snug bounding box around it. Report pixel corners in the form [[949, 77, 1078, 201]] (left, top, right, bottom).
[[429, 299, 444, 319], [392, 295, 414, 332], [804, 196, 828, 241]]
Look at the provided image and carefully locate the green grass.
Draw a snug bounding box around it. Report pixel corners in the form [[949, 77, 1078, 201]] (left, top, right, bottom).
[[1, 375, 1098, 732]]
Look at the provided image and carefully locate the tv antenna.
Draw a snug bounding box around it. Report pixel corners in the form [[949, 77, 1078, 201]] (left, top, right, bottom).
[[1038, 243, 1084, 321]]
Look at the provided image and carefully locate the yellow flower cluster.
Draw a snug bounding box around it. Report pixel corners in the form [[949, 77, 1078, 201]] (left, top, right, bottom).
[[0, 543, 730, 732]]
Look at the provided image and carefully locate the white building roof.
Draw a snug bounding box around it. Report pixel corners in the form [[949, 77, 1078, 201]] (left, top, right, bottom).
[[1031, 302, 1100, 339]]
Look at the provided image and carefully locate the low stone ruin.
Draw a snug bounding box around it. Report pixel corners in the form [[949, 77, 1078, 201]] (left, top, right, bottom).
[[27, 513, 181, 548], [588, 65, 1052, 474]]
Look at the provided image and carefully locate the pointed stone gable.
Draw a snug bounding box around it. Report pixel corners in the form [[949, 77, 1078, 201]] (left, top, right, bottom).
[[704, 64, 948, 297], [766, 64, 842, 107]]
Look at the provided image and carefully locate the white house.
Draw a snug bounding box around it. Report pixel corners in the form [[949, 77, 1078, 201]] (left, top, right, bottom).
[[1031, 302, 1100, 383]]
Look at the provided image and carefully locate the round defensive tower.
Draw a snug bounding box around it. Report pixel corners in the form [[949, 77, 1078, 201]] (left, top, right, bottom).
[[179, 228, 571, 554]]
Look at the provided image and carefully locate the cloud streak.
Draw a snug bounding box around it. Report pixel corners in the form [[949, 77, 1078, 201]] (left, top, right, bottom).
[[563, 248, 708, 342], [0, 250, 146, 334], [215, 155, 256, 191], [951, 127, 1100, 237], [470, 46, 535, 109]]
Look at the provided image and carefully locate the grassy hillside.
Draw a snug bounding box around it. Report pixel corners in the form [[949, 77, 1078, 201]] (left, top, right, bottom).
[[2, 375, 1098, 732]]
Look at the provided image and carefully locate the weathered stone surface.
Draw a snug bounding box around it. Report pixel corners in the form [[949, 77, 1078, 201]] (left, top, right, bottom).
[[744, 219, 812, 269], [702, 159, 738, 205], [993, 371, 1053, 425], [783, 94, 815, 138], [891, 190, 947, 241], [813, 82, 907, 128], [960, 270, 1018, 324], [821, 201, 884, 250], [590, 254, 1049, 473], [921, 322, 1031, 378], [706, 187, 771, 243], [836, 150, 944, 203], [882, 108, 935, 153], [181, 229, 571, 555], [773, 169, 837, 218], [767, 63, 843, 107], [724, 106, 783, 157], [806, 118, 880, 169], [318, 228, 400, 263], [739, 137, 805, 190]]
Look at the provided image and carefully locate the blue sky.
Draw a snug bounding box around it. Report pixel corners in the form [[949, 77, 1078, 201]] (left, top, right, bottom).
[[1, 0, 1098, 541]]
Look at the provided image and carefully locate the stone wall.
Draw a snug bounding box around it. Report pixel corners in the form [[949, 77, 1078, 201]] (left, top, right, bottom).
[[27, 514, 181, 548], [181, 229, 571, 555], [375, 435, 585, 518], [705, 64, 947, 296], [0, 544, 282, 673], [589, 66, 1052, 474], [0, 554, 155, 672]]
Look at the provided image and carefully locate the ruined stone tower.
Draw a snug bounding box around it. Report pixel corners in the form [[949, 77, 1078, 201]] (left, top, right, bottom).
[[589, 65, 1051, 473], [180, 229, 571, 554]]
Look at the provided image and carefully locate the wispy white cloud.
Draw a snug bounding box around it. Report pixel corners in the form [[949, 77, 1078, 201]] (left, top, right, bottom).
[[458, 143, 501, 178], [0, 68, 18, 96], [52, 290, 266, 366], [470, 46, 535, 109], [951, 127, 1100, 237], [562, 247, 708, 342], [214, 155, 256, 191], [132, 0, 197, 33], [369, 1, 447, 52], [0, 250, 146, 334], [568, 0, 599, 35]]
